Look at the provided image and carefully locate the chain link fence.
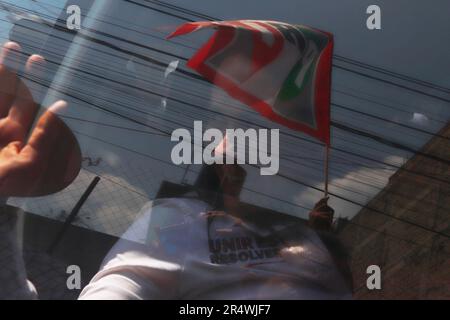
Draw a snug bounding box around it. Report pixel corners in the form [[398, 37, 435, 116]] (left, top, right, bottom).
[[8, 151, 187, 241]]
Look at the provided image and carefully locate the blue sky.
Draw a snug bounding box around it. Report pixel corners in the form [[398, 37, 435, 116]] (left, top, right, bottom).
[[1, 0, 449, 235]]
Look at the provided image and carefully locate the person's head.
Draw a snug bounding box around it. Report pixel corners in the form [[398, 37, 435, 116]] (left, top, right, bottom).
[[214, 163, 246, 211], [194, 163, 246, 211]]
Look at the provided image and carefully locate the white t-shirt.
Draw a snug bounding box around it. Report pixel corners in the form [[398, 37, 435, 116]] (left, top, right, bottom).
[[79, 198, 351, 300]]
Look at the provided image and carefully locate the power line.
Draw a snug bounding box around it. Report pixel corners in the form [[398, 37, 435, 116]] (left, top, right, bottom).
[[331, 121, 450, 167], [333, 54, 450, 95], [5, 3, 449, 144], [5, 31, 448, 202], [333, 65, 450, 104], [60, 115, 167, 136], [332, 102, 450, 141], [2, 24, 446, 190], [143, 0, 216, 21], [133, 0, 450, 100], [74, 123, 450, 241], [333, 87, 447, 125], [18, 67, 450, 245], [8, 0, 450, 105], [8, 15, 450, 169], [9, 0, 450, 290], [18, 69, 450, 240], [0, 3, 450, 238]]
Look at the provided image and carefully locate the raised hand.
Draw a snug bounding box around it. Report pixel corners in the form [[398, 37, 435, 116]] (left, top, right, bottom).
[[0, 42, 81, 197], [308, 196, 334, 231]]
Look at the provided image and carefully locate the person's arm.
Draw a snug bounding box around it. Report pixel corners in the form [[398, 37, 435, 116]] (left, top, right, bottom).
[[309, 197, 353, 293], [0, 41, 82, 299], [282, 197, 354, 294]]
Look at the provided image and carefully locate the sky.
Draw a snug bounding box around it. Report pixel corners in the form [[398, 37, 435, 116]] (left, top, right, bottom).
[[1, 0, 449, 237], [166, 0, 450, 87]]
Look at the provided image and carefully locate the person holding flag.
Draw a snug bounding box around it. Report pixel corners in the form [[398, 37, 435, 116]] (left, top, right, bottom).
[[168, 19, 334, 195], [0, 18, 352, 299]]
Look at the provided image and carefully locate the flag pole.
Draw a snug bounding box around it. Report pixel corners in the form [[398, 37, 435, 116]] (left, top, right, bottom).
[[324, 144, 330, 198]]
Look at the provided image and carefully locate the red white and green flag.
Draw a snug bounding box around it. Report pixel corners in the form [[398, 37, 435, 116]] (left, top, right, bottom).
[[168, 20, 334, 145]]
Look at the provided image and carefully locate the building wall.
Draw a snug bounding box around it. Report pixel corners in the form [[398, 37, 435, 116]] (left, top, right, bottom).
[[338, 123, 450, 299]]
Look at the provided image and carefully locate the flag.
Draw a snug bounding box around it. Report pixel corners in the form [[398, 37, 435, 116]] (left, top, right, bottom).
[[168, 20, 333, 145]]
